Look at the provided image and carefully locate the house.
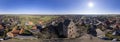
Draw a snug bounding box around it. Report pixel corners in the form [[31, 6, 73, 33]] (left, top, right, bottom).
[[0, 25, 4, 30], [25, 21, 34, 25], [96, 28, 105, 38], [48, 19, 79, 38], [58, 19, 79, 38], [0, 25, 4, 36], [65, 20, 79, 38], [7, 26, 24, 37], [29, 25, 40, 34]]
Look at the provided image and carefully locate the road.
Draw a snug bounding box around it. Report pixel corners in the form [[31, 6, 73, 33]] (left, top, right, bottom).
[[1, 36, 113, 42]]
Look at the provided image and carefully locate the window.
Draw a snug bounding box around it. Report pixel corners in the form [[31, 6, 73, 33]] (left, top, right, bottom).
[[69, 31, 71, 33], [72, 30, 73, 31], [70, 35, 73, 37], [69, 27, 71, 29]]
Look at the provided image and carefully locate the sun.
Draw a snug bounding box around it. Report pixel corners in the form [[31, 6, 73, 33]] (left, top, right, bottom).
[[88, 2, 94, 8]]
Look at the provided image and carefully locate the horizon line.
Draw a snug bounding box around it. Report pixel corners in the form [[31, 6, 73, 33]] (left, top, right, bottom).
[[0, 14, 120, 15]]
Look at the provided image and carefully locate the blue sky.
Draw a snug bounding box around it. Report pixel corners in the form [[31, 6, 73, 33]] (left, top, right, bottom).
[[0, 0, 120, 14]]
